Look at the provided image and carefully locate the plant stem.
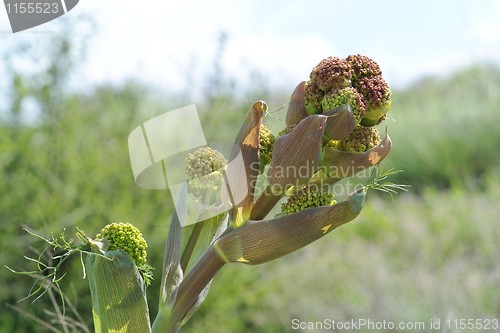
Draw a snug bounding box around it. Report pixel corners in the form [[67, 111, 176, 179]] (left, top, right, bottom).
[[180, 222, 203, 271], [250, 185, 282, 220], [154, 245, 226, 333]]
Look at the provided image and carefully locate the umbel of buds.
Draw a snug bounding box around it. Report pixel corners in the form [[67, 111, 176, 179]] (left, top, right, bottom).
[[281, 190, 336, 215], [327, 125, 382, 153], [185, 147, 228, 201], [96, 222, 148, 266], [185, 147, 227, 180], [304, 54, 391, 127], [259, 124, 275, 169]]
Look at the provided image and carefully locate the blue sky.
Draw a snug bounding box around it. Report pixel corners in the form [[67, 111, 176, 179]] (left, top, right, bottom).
[[1, 0, 500, 94]]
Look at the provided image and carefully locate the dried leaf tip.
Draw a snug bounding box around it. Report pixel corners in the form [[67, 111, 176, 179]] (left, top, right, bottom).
[[253, 100, 268, 115]]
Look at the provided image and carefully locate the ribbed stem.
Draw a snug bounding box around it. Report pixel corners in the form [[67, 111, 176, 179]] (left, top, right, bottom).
[[158, 246, 226, 333], [180, 222, 203, 271], [250, 186, 282, 220]]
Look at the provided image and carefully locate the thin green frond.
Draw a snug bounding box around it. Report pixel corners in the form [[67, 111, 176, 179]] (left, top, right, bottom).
[[365, 168, 410, 198]]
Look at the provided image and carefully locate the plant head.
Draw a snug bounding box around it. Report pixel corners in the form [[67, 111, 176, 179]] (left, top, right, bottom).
[[281, 190, 336, 215], [356, 75, 392, 126], [327, 126, 381, 152], [321, 87, 366, 124], [304, 81, 325, 115], [185, 147, 227, 180], [259, 124, 275, 167], [96, 222, 148, 266], [185, 147, 228, 201], [309, 56, 353, 92], [346, 54, 382, 82]]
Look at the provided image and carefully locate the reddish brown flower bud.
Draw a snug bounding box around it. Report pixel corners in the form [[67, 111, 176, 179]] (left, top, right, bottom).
[[310, 56, 353, 92]]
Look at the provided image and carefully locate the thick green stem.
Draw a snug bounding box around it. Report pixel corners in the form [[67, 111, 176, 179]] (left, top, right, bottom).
[[154, 246, 226, 333], [151, 307, 173, 333]]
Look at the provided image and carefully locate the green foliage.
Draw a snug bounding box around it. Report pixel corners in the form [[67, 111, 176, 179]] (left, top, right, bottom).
[[364, 168, 410, 197], [386, 64, 500, 189], [4, 228, 90, 310], [0, 37, 172, 332], [0, 32, 269, 332]]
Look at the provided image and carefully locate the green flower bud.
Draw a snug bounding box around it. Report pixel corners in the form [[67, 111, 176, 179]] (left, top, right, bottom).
[[304, 81, 324, 114], [281, 190, 336, 215], [310, 56, 353, 92], [185, 147, 227, 180], [355, 75, 392, 125], [259, 124, 275, 166], [185, 147, 227, 201], [327, 126, 381, 153], [321, 87, 366, 124], [186, 172, 225, 200], [96, 222, 148, 266], [346, 54, 382, 82]]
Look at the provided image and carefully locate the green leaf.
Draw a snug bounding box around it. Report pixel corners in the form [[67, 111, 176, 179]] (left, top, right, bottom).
[[87, 249, 151, 333]]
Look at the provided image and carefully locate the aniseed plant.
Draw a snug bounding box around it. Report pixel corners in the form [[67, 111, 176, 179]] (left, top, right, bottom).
[[10, 54, 407, 333]]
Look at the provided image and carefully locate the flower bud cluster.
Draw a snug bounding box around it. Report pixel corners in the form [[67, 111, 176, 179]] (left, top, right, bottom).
[[304, 54, 391, 126], [310, 56, 352, 92], [346, 54, 382, 81], [185, 147, 227, 180], [281, 190, 336, 215], [327, 126, 382, 153], [304, 81, 325, 115], [259, 124, 275, 166], [356, 76, 392, 125], [185, 147, 228, 200], [96, 222, 148, 266], [321, 87, 366, 124]]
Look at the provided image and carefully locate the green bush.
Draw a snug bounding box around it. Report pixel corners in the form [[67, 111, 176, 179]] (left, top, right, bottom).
[[386, 64, 500, 189]]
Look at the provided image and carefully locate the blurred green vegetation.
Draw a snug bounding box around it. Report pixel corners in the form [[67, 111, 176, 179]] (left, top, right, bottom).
[[387, 65, 500, 190], [1, 33, 499, 333]]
